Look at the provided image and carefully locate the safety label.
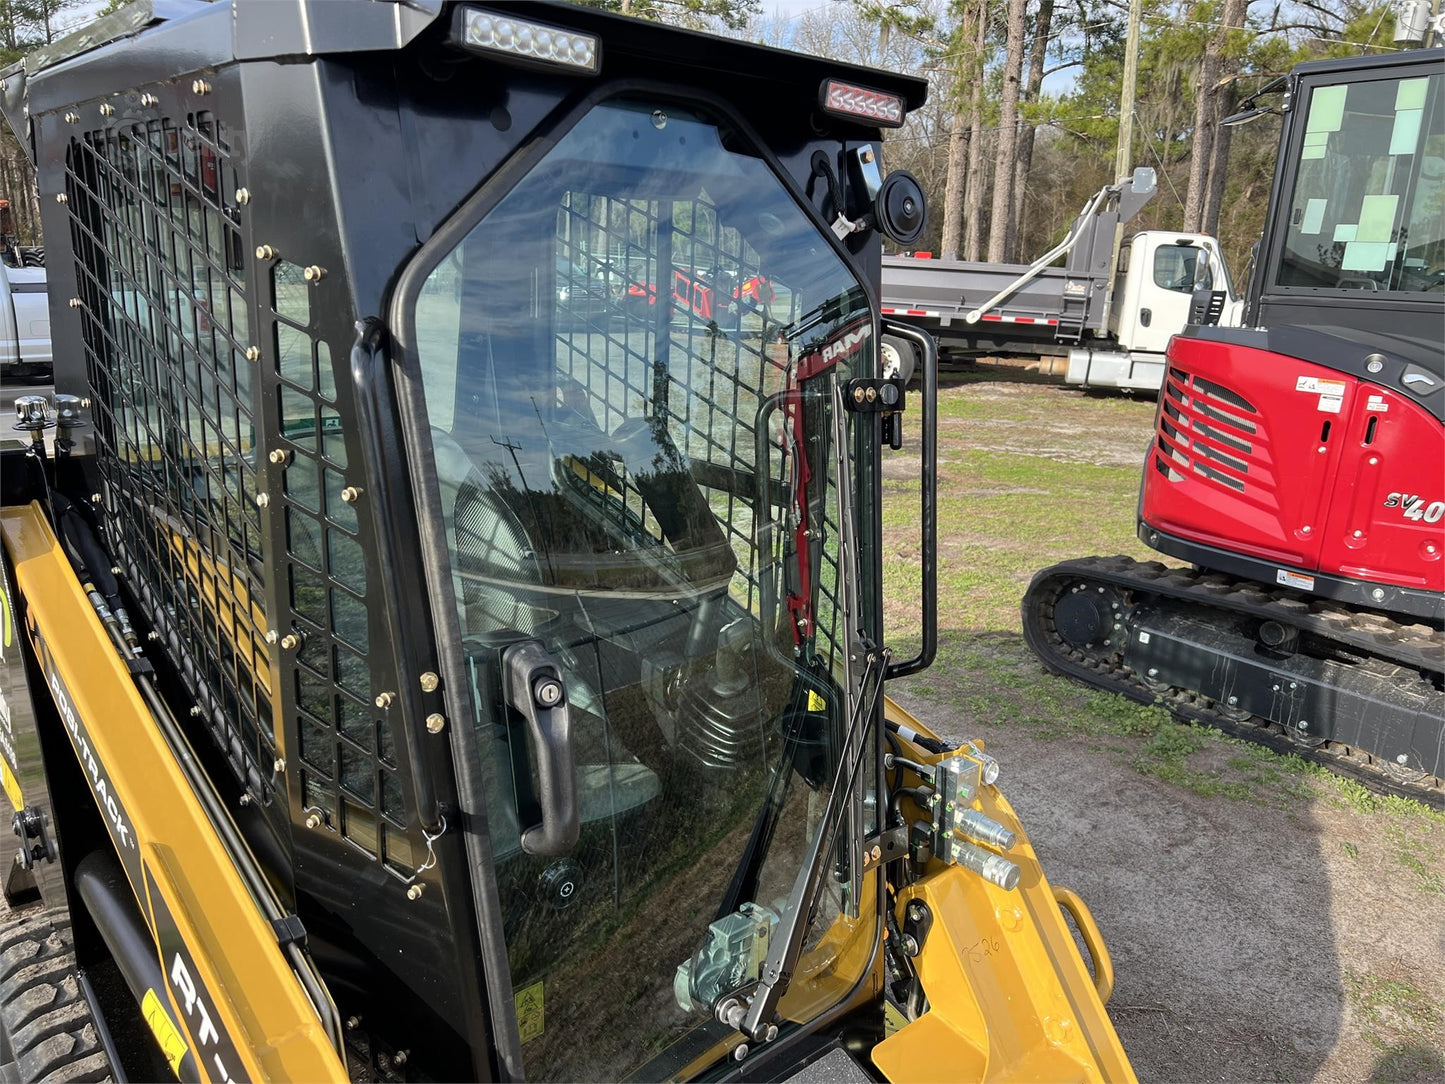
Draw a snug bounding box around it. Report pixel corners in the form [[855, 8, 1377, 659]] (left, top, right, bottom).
[[1296, 375, 1346, 394], [1366, 394, 1389, 412], [1318, 395, 1343, 413], [1276, 569, 1315, 591]]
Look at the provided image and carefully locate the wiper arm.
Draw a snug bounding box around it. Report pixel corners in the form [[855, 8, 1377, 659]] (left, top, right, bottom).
[[718, 373, 884, 1045]]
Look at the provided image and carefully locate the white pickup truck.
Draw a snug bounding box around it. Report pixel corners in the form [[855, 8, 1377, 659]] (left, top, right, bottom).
[[1, 262, 51, 381]]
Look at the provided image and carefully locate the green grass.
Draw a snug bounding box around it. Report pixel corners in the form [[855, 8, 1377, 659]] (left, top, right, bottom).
[[887, 376, 1445, 826], [1345, 970, 1444, 1052]]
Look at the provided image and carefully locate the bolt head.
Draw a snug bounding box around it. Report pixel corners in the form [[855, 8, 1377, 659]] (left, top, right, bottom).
[[279, 633, 299, 651], [425, 713, 446, 734], [245, 345, 260, 361], [273, 758, 285, 773], [235, 187, 250, 205], [139, 93, 158, 107], [305, 812, 322, 830], [56, 192, 67, 204], [268, 448, 289, 465], [1371, 588, 1385, 601], [303, 265, 326, 282], [1227, 695, 1238, 706], [255, 244, 277, 261], [732, 1044, 749, 1062], [1396, 753, 1409, 765], [191, 78, 211, 94], [340, 486, 361, 503], [90, 493, 103, 503], [264, 629, 279, 644], [345, 1015, 360, 1030], [255, 492, 269, 508], [375, 691, 395, 709], [99, 103, 115, 117], [406, 883, 424, 901], [189, 705, 203, 717], [419, 671, 440, 693], [68, 297, 83, 308], [1297, 720, 1308, 730]]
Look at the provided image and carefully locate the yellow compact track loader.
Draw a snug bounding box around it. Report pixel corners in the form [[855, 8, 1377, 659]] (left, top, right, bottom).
[[0, 1, 1134, 1080]]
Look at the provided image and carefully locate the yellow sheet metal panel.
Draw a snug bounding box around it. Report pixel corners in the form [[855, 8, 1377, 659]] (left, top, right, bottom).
[[1, 504, 345, 1083], [870, 707, 1134, 1083]]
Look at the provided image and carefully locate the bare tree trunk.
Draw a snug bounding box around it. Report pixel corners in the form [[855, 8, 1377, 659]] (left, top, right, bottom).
[[940, 114, 968, 259], [941, 1, 984, 260], [1200, 84, 1236, 237], [963, 0, 989, 261], [987, 0, 1027, 262], [1010, 0, 1052, 260], [1184, 0, 1247, 231]]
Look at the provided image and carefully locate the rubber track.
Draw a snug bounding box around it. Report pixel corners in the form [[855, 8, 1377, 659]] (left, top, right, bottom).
[[0, 913, 113, 1083], [1022, 555, 1445, 809]]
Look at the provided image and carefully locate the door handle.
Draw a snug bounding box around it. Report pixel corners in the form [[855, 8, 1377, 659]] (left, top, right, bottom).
[[502, 641, 579, 856]]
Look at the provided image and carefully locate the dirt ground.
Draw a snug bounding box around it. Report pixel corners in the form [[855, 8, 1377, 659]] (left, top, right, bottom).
[[884, 371, 1445, 1084]]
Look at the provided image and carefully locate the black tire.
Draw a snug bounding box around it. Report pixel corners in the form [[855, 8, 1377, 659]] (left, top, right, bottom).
[[0, 913, 114, 1082]]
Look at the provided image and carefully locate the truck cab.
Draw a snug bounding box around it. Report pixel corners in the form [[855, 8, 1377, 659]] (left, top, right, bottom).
[[1111, 231, 1241, 354], [0, 263, 50, 380]]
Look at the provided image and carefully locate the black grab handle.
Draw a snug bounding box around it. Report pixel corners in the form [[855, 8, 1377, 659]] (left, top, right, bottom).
[[884, 321, 937, 680], [503, 640, 580, 856]]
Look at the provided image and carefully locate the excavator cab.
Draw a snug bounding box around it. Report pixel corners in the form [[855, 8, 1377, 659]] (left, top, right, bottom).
[[0, 2, 1134, 1080]]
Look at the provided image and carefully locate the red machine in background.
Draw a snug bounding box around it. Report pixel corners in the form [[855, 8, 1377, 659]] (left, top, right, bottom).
[[1024, 46, 1444, 805]]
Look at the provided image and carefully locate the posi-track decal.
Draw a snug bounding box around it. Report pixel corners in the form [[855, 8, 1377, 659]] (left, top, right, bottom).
[[30, 617, 145, 889]]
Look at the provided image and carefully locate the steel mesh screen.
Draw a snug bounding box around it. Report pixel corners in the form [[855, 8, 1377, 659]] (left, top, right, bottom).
[[63, 114, 278, 794]]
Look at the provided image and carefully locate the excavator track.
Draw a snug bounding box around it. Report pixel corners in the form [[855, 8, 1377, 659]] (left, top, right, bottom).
[[1022, 556, 1445, 809]]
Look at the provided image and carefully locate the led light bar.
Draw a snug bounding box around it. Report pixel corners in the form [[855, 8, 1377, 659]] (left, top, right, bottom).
[[819, 79, 905, 128], [455, 7, 601, 75]]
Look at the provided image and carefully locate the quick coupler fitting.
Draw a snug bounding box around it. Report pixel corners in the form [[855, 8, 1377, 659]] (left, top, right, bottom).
[[958, 809, 1015, 850], [950, 839, 1020, 890]]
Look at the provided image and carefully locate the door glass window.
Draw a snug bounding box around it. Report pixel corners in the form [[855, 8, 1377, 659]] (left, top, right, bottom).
[[1153, 245, 1199, 292], [1277, 72, 1444, 291], [408, 97, 876, 1081]]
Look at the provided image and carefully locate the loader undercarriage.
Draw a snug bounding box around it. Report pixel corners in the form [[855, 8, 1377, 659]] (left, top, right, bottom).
[[1022, 556, 1445, 808]]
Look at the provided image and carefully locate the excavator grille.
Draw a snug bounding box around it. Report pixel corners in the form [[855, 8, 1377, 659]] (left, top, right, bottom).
[[1154, 365, 1259, 496]]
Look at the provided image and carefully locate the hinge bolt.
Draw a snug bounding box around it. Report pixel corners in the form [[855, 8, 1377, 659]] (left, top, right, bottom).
[[419, 671, 440, 693], [303, 265, 326, 282], [345, 1016, 360, 1030], [273, 758, 285, 773], [305, 812, 322, 830], [375, 691, 395, 709], [426, 713, 446, 734], [406, 883, 424, 901], [110, 566, 122, 575], [1396, 753, 1408, 765], [64, 111, 78, 123], [239, 793, 252, 806], [394, 1051, 409, 1067], [69, 297, 83, 308], [235, 187, 250, 205], [245, 345, 260, 361], [191, 79, 211, 94], [55, 193, 67, 204], [268, 448, 290, 465], [340, 486, 361, 503], [264, 629, 279, 644], [255, 492, 270, 508], [90, 492, 103, 504], [99, 103, 115, 117], [255, 244, 278, 261], [1227, 695, 1238, 706], [147, 630, 161, 642], [139, 93, 158, 107], [190, 706, 203, 717], [279, 633, 299, 651]]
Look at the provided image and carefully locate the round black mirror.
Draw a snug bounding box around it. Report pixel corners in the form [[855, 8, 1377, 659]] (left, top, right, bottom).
[[875, 170, 925, 246]]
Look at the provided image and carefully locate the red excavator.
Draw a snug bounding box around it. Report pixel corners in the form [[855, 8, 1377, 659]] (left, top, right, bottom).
[[1023, 44, 1445, 806]]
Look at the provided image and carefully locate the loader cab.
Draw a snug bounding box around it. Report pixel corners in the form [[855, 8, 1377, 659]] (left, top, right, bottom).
[[8, 1, 932, 1079], [1111, 232, 1240, 353]]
